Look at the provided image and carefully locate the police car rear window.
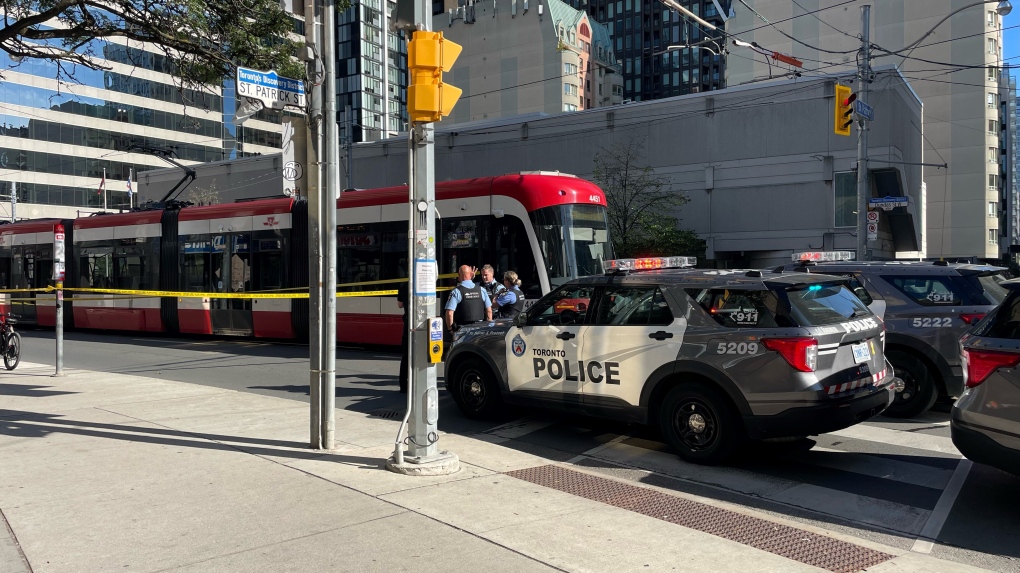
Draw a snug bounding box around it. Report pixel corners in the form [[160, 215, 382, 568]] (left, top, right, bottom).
[[686, 289, 789, 328], [688, 284, 870, 328], [883, 275, 1003, 306], [780, 284, 872, 326]]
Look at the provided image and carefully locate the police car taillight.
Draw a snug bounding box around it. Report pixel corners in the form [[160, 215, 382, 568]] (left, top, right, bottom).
[[791, 251, 855, 262], [602, 256, 697, 273], [762, 337, 818, 372]]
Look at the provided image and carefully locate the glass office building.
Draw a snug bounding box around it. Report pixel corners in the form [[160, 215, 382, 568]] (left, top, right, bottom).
[[563, 0, 727, 101], [0, 40, 283, 213]]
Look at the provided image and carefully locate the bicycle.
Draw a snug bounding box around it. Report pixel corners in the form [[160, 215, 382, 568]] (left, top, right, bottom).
[[1, 313, 22, 370]]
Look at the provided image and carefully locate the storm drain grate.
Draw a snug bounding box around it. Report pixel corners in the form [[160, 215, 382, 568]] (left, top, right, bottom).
[[505, 465, 893, 573], [366, 409, 402, 420]]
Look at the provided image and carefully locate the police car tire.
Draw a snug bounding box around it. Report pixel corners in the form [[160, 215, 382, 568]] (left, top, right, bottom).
[[659, 382, 744, 465], [884, 350, 938, 418], [450, 358, 505, 420]]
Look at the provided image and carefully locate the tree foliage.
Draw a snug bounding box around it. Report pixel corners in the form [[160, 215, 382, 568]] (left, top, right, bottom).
[[592, 139, 702, 258], [0, 0, 315, 90]]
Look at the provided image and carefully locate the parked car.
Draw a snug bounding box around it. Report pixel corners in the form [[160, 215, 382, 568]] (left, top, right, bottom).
[[953, 279, 1020, 477]]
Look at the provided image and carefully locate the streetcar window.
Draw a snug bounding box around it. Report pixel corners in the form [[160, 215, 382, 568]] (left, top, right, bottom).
[[77, 237, 158, 291], [252, 231, 288, 291], [530, 204, 613, 288], [336, 224, 381, 291]]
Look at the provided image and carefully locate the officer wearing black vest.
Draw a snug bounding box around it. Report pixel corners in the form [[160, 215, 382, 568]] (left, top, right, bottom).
[[445, 265, 493, 332], [493, 270, 527, 319]]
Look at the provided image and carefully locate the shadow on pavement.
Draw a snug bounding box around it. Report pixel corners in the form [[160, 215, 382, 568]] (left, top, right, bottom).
[[0, 383, 77, 398], [0, 409, 382, 469]]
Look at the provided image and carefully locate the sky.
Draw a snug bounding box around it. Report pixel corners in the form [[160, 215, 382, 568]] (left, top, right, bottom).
[[1008, 5, 1019, 94]]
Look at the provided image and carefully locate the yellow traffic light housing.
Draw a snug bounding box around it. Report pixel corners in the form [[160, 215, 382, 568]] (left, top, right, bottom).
[[407, 31, 462, 123], [834, 84, 855, 136]]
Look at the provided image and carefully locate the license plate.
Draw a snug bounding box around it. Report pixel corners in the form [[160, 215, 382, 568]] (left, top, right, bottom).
[[851, 341, 872, 364]]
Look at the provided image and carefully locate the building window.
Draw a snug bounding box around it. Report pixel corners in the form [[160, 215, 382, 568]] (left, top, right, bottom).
[[834, 172, 857, 228], [990, 201, 998, 217], [990, 174, 998, 189], [990, 119, 998, 133], [564, 83, 578, 96], [989, 65, 997, 80], [988, 92, 998, 108], [988, 10, 997, 26], [990, 146, 999, 163], [563, 103, 578, 112], [988, 37, 997, 54], [990, 229, 999, 244], [564, 62, 578, 75]]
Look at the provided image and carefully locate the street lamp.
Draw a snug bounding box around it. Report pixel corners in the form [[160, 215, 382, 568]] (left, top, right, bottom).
[[653, 43, 723, 57]]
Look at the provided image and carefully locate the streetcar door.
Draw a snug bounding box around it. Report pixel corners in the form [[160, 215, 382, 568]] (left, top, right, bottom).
[[209, 233, 253, 335]]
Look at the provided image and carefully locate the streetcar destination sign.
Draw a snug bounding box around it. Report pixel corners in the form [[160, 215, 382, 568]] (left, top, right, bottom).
[[236, 67, 306, 110]]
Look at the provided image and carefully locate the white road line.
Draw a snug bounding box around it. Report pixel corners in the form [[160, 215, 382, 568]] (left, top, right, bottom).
[[566, 434, 630, 464], [910, 459, 973, 554], [828, 424, 961, 456]]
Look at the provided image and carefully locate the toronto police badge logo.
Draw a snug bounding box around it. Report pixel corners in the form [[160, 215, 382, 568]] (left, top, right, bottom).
[[511, 334, 526, 357]]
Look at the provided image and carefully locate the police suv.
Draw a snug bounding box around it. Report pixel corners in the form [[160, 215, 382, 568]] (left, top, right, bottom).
[[786, 253, 1007, 418], [444, 257, 896, 465]]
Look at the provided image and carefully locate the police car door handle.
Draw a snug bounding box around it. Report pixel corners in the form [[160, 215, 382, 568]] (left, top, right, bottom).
[[556, 331, 575, 340], [649, 331, 673, 340]]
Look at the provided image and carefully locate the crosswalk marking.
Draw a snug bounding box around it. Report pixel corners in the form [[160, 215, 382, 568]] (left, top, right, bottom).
[[828, 424, 960, 456], [911, 459, 973, 554]]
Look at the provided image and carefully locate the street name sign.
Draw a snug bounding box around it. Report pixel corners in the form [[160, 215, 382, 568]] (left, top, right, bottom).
[[869, 196, 908, 210], [854, 99, 874, 121], [236, 68, 306, 110]]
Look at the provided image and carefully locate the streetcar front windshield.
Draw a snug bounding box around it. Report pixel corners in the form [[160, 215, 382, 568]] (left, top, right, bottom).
[[531, 204, 614, 288]]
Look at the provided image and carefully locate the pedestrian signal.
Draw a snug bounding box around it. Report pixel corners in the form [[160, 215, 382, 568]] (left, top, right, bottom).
[[407, 31, 462, 124]]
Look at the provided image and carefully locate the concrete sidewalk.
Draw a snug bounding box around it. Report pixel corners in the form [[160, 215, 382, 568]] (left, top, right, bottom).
[[0, 362, 993, 573]]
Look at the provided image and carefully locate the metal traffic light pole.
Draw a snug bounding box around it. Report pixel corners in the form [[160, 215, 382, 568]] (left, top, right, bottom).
[[387, 0, 459, 476], [306, 0, 337, 451], [855, 5, 871, 262]]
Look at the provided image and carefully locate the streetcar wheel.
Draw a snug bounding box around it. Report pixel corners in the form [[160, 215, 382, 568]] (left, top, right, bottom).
[[659, 382, 744, 465], [449, 358, 504, 420], [5, 332, 21, 371], [883, 350, 937, 418]]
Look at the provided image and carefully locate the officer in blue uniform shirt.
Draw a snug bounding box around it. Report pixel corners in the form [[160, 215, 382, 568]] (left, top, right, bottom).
[[493, 270, 527, 319], [445, 265, 492, 332]]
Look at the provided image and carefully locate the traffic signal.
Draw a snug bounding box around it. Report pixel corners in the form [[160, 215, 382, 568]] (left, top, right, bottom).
[[407, 31, 462, 123], [834, 84, 856, 136]]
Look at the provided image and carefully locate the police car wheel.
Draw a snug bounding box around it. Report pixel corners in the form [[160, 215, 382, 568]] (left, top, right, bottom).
[[659, 383, 743, 465], [450, 358, 504, 419], [883, 351, 938, 418]]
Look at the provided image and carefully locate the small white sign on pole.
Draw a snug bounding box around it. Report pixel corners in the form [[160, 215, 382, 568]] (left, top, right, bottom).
[[867, 222, 878, 241]]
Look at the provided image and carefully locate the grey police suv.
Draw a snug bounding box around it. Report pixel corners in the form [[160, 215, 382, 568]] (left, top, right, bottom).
[[788, 259, 1006, 418], [953, 279, 1020, 477], [444, 258, 896, 465]]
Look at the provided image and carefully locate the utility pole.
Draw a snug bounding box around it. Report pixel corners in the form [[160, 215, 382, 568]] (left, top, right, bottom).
[[322, 0, 339, 450], [345, 104, 354, 189], [387, 0, 460, 475], [306, 0, 336, 450], [855, 4, 871, 261]]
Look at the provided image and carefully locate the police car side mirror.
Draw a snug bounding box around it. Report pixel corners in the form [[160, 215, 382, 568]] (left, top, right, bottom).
[[514, 312, 527, 327]]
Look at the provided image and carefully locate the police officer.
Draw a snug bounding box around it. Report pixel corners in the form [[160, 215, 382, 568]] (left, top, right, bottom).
[[479, 264, 506, 300], [493, 271, 526, 319], [445, 265, 493, 332]]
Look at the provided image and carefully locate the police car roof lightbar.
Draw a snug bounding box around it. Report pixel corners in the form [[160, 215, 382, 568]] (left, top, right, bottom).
[[602, 256, 697, 273], [791, 251, 856, 263]]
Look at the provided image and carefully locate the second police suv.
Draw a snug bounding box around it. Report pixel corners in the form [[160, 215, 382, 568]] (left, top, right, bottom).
[[787, 253, 1007, 418], [445, 257, 897, 464]]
